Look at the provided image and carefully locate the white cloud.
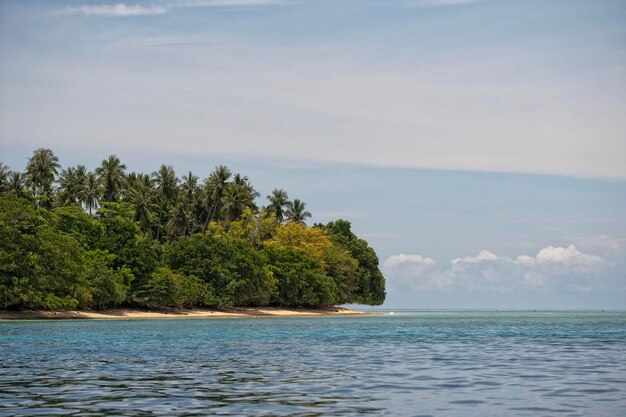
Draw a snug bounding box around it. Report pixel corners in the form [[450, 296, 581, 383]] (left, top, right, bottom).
[[5, 41, 623, 178], [567, 235, 626, 262], [63, 0, 281, 17], [535, 244, 603, 267], [5, 1, 625, 178], [384, 254, 437, 268], [383, 254, 440, 292], [64, 4, 168, 17], [384, 244, 609, 293], [452, 250, 498, 264]]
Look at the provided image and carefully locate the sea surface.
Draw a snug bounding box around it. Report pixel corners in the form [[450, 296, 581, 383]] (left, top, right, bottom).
[[1, 311, 625, 416]]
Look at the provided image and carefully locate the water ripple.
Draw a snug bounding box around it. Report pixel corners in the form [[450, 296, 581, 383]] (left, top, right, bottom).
[[1, 311, 625, 416]]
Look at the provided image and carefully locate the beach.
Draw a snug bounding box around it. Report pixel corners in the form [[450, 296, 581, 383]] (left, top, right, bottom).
[[0, 306, 368, 321]]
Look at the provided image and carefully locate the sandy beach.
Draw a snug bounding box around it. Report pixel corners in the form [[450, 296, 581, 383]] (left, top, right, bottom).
[[0, 307, 369, 321]]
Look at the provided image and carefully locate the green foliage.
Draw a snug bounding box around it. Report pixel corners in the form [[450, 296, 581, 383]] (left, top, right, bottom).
[[265, 248, 337, 306], [265, 222, 333, 262], [178, 274, 216, 307], [208, 207, 277, 249], [0, 194, 88, 309], [322, 220, 386, 305], [53, 205, 103, 248], [165, 234, 275, 307], [26, 148, 60, 197], [285, 198, 311, 224], [85, 250, 133, 309], [139, 267, 185, 308], [0, 150, 387, 310], [266, 188, 289, 222], [138, 267, 214, 308], [96, 155, 126, 202], [95, 202, 159, 285], [0, 163, 11, 192], [323, 244, 358, 305]]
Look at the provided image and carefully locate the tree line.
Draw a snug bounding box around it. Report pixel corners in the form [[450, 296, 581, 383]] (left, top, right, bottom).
[[0, 149, 386, 310]]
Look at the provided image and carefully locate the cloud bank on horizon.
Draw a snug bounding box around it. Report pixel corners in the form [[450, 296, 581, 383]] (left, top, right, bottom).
[[384, 242, 624, 296], [1, 0, 625, 178]]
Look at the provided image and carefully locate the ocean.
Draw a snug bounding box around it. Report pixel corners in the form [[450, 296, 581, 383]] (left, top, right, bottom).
[[1, 311, 625, 416]]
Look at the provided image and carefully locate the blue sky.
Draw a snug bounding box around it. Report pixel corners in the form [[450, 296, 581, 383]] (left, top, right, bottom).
[[1, 0, 625, 308]]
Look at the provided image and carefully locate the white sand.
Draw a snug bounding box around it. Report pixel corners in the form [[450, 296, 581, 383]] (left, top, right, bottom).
[[0, 307, 369, 321]]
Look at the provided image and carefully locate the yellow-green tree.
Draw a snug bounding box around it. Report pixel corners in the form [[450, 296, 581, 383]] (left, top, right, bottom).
[[265, 222, 332, 263]]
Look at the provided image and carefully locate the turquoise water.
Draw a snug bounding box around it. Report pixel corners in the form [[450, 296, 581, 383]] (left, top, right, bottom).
[[1, 311, 625, 416]]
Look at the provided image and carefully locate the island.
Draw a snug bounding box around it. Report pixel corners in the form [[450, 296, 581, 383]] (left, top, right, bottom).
[[0, 149, 386, 314]]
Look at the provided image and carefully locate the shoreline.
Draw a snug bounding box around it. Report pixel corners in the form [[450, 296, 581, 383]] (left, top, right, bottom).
[[0, 306, 370, 321]]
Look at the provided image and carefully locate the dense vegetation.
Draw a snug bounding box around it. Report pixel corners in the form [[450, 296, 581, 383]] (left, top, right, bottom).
[[0, 149, 385, 310]]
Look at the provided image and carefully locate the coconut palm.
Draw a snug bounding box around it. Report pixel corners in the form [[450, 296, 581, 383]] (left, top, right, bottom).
[[152, 165, 178, 240], [125, 172, 152, 192], [57, 167, 75, 204], [191, 187, 209, 233], [285, 199, 312, 224], [180, 171, 202, 233], [126, 183, 156, 233], [57, 166, 86, 205], [180, 171, 198, 203], [78, 172, 100, 214], [7, 171, 26, 196], [125, 172, 140, 189], [25, 148, 60, 195], [96, 155, 126, 202], [233, 173, 259, 210], [167, 200, 191, 238], [266, 188, 289, 222], [221, 183, 251, 222], [75, 165, 87, 188], [202, 165, 231, 233], [0, 162, 9, 192]]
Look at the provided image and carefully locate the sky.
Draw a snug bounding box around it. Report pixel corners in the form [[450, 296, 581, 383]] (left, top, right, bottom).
[[1, 0, 625, 309]]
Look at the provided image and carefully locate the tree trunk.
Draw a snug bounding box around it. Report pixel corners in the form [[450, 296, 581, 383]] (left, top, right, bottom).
[[202, 202, 219, 234], [156, 197, 164, 240]]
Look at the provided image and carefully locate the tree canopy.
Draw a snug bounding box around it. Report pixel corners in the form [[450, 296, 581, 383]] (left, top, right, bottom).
[[0, 149, 386, 310]]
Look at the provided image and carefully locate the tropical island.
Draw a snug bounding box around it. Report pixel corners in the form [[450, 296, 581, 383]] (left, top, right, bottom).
[[0, 149, 385, 315]]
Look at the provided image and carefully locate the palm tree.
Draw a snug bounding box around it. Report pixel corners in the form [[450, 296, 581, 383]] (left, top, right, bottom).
[[221, 183, 251, 222], [126, 172, 151, 192], [25, 148, 60, 197], [266, 188, 289, 222], [96, 155, 126, 202], [167, 200, 191, 238], [233, 173, 259, 210], [57, 167, 74, 203], [77, 172, 100, 214], [191, 187, 208, 234], [58, 166, 86, 205], [0, 163, 10, 192], [180, 171, 202, 233], [202, 165, 231, 233], [285, 199, 312, 224], [152, 164, 178, 240], [127, 183, 156, 233], [125, 172, 140, 189], [7, 171, 26, 196], [180, 171, 198, 204], [75, 165, 87, 187]]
